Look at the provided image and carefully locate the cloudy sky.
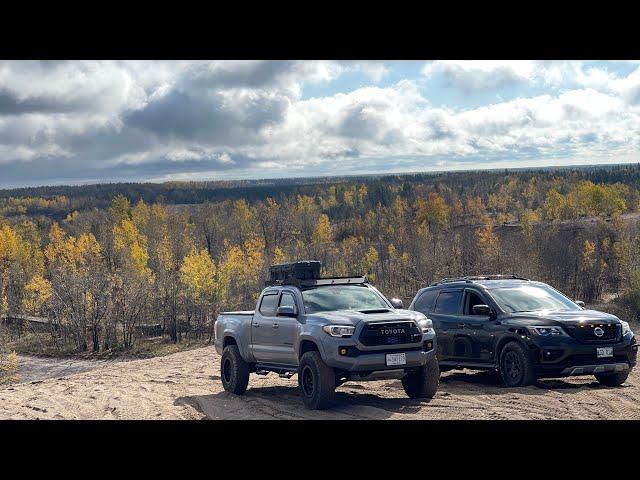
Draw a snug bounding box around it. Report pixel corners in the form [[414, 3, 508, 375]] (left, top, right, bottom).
[[1, 60, 639, 188]]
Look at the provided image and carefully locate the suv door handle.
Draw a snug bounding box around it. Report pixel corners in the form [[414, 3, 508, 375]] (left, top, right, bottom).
[[457, 323, 465, 328], [252, 322, 260, 328], [273, 323, 279, 329]]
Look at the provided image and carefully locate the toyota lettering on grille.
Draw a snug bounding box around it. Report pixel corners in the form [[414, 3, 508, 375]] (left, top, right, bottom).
[[381, 328, 406, 335]]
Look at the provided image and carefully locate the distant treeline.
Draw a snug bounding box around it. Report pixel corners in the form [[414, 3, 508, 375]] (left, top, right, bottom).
[[1, 163, 640, 355]]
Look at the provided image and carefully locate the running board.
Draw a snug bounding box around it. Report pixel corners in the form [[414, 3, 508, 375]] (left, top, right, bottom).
[[254, 363, 298, 376], [439, 361, 497, 370]]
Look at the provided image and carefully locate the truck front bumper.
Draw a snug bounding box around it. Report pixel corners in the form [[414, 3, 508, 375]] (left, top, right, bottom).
[[321, 333, 437, 374]]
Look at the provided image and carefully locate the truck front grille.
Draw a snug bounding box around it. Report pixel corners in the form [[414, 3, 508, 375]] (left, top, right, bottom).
[[564, 323, 620, 343], [359, 321, 421, 347]]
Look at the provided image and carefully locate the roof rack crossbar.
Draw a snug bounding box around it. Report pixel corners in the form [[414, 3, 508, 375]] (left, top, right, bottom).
[[430, 275, 530, 286], [265, 275, 368, 288]]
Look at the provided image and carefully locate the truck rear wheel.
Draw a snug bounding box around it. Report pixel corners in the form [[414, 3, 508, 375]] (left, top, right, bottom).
[[221, 345, 250, 395], [298, 351, 335, 410], [595, 369, 630, 387], [402, 356, 439, 399]]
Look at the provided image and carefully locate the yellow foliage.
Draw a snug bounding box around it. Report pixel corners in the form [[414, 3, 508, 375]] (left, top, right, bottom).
[[180, 249, 217, 304], [0, 351, 19, 385], [22, 275, 52, 314], [113, 219, 149, 272], [313, 214, 333, 244]]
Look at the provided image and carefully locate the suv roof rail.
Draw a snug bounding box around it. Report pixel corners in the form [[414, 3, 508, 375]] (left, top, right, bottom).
[[429, 274, 530, 286], [265, 275, 368, 288]]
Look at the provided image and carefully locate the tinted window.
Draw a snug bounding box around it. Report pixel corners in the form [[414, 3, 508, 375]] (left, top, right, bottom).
[[279, 292, 296, 308], [259, 293, 279, 316], [434, 291, 462, 314], [465, 290, 487, 315], [414, 289, 437, 313]]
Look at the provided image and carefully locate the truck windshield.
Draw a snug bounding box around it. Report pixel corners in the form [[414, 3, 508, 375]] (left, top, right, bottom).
[[302, 286, 390, 314], [488, 284, 581, 313]]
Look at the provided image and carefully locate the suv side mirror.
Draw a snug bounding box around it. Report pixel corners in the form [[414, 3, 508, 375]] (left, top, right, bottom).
[[277, 305, 298, 318], [390, 298, 404, 309], [575, 300, 585, 308], [472, 304, 493, 316]]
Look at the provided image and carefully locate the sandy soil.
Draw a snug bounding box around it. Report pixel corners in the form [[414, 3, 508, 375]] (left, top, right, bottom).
[[1, 346, 638, 420]]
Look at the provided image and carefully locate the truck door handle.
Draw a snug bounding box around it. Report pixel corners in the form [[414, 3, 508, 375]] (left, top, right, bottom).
[[457, 323, 465, 328], [252, 322, 260, 328], [273, 323, 279, 329]]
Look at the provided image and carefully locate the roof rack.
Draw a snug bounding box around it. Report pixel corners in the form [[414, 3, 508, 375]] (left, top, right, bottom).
[[430, 275, 530, 286], [265, 275, 368, 288]]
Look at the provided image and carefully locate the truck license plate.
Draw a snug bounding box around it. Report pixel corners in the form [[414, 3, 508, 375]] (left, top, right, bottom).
[[386, 353, 406, 366], [596, 347, 613, 358]]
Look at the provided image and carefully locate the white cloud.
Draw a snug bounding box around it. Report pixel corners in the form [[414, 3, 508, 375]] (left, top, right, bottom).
[[0, 60, 639, 186]]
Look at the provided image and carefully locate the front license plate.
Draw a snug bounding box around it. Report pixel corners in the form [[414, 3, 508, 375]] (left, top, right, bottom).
[[386, 352, 406, 366], [596, 347, 613, 358]]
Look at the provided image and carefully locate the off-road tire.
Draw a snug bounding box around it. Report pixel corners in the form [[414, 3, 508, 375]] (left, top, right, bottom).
[[402, 356, 439, 399], [298, 351, 335, 409], [221, 345, 250, 395], [595, 369, 630, 387], [499, 341, 536, 387]]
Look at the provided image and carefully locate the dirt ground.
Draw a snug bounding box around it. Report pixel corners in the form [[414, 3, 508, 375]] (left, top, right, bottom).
[[1, 346, 638, 420]]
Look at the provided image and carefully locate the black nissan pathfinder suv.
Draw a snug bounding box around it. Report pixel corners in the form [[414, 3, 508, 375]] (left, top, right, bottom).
[[409, 276, 637, 387]]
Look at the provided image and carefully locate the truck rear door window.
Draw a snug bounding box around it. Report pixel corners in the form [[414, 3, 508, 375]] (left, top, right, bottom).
[[434, 291, 463, 314], [259, 293, 279, 316]]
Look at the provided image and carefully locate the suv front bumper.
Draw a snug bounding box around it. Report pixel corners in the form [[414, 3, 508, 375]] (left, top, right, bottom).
[[530, 332, 637, 378]]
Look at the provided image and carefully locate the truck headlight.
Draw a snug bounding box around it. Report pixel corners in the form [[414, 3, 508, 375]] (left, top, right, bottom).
[[323, 325, 356, 337], [417, 318, 434, 334], [621, 321, 633, 336], [529, 326, 567, 337]]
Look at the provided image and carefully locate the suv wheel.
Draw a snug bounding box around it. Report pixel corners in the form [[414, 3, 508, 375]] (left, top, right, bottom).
[[595, 369, 630, 387], [499, 341, 536, 387], [402, 356, 439, 399], [221, 344, 250, 395], [298, 351, 335, 410]]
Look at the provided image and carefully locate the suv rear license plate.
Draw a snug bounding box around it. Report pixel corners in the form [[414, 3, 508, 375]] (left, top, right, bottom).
[[386, 353, 406, 366], [597, 347, 613, 358]]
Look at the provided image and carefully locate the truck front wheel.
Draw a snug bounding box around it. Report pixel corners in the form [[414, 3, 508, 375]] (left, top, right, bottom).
[[221, 345, 250, 395], [402, 356, 439, 399], [298, 351, 335, 409]]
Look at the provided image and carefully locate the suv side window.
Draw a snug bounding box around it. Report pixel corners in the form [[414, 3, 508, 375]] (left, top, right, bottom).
[[259, 292, 279, 316], [414, 289, 437, 313], [434, 291, 463, 314], [465, 290, 487, 315], [279, 292, 297, 309]]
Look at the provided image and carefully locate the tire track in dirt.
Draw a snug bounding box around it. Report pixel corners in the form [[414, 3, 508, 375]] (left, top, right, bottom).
[[1, 346, 638, 420]]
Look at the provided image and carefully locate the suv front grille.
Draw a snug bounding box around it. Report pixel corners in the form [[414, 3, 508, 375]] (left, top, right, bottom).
[[564, 323, 620, 343], [359, 321, 422, 347]]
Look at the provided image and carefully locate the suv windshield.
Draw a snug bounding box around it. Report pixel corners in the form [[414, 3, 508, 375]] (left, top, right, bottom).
[[489, 284, 581, 313], [302, 285, 390, 314]]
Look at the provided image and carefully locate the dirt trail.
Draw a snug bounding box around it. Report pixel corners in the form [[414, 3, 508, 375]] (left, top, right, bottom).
[[1, 346, 638, 420]]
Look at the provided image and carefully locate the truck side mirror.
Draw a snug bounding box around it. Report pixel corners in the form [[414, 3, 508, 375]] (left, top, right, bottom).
[[575, 300, 585, 308], [390, 298, 404, 309], [472, 304, 492, 316], [277, 305, 298, 318]]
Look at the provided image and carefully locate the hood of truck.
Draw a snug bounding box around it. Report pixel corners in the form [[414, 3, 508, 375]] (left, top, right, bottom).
[[507, 309, 621, 326], [306, 308, 425, 327]]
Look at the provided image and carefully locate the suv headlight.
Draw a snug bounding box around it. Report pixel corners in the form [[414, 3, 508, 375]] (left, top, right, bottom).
[[323, 325, 356, 337], [529, 326, 567, 337], [417, 317, 434, 334], [621, 321, 633, 336]]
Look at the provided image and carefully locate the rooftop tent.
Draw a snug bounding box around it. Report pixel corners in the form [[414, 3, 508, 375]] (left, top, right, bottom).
[[269, 261, 322, 282]]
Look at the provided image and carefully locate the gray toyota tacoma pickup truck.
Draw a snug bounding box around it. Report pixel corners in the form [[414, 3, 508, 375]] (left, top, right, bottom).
[[214, 261, 438, 409]]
